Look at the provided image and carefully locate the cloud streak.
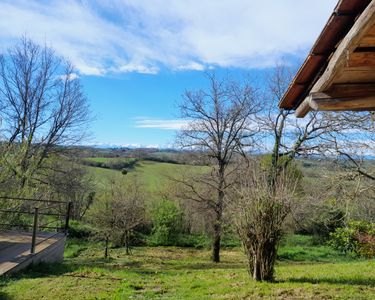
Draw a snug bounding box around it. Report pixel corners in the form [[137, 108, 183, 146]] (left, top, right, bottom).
[[0, 0, 337, 75], [135, 118, 189, 130]]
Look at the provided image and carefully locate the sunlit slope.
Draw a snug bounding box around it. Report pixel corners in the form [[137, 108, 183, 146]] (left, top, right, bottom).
[[86, 160, 207, 200]]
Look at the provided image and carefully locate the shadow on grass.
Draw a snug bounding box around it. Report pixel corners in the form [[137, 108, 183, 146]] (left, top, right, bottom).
[[1, 262, 77, 280], [10, 257, 149, 277], [284, 276, 375, 287], [2, 256, 245, 284], [1, 255, 116, 279], [0, 291, 14, 300], [70, 256, 244, 273], [171, 262, 244, 271]]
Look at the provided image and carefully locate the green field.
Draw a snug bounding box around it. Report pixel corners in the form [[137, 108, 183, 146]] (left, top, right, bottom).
[[1, 159, 374, 299], [1, 236, 374, 299], [86, 160, 206, 200], [83, 157, 137, 163]]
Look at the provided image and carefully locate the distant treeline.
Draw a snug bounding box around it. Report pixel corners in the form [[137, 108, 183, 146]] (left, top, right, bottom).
[[144, 155, 181, 165], [81, 158, 139, 170]]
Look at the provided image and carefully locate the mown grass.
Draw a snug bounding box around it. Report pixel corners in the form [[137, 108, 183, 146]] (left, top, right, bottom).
[[1, 236, 374, 299], [83, 157, 136, 163], [277, 234, 354, 262], [87, 160, 206, 200]]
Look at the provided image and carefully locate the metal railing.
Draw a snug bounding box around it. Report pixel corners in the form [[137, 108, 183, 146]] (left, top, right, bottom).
[[0, 196, 72, 254]]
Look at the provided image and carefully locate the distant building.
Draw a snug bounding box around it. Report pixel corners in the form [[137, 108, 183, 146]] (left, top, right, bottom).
[[279, 0, 375, 117]]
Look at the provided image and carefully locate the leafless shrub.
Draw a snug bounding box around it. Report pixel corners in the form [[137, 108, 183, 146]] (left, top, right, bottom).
[[231, 162, 297, 281], [87, 177, 145, 257]]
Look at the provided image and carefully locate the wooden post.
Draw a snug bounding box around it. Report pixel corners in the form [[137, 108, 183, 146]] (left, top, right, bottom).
[[30, 207, 38, 254], [64, 202, 72, 235]]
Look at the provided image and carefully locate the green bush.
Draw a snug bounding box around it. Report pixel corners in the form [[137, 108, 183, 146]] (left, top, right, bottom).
[[330, 221, 375, 258], [297, 206, 346, 240], [311, 208, 346, 239], [259, 154, 303, 182], [221, 234, 241, 248], [68, 220, 94, 239], [175, 234, 209, 248], [149, 199, 183, 246]]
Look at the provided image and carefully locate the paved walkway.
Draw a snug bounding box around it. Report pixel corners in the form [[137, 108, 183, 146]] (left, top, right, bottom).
[[0, 231, 64, 275]]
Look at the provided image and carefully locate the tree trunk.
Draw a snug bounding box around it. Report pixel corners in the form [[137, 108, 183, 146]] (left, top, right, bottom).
[[212, 190, 224, 262], [212, 220, 221, 262], [124, 230, 131, 255], [251, 251, 260, 281], [104, 236, 109, 258], [247, 241, 277, 282]]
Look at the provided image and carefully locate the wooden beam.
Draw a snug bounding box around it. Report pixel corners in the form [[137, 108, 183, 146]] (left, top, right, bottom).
[[295, 2, 375, 117], [295, 84, 375, 117], [358, 23, 375, 47], [310, 92, 375, 111], [309, 1, 375, 92], [295, 99, 311, 118], [327, 83, 375, 96], [296, 92, 375, 117], [348, 51, 375, 67]]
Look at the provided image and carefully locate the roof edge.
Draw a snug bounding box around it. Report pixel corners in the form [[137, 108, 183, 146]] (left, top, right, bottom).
[[279, 0, 371, 110]]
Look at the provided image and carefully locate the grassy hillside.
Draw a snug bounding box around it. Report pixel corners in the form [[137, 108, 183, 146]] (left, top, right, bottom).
[[84, 156, 370, 204], [1, 236, 374, 299], [1, 157, 374, 299], [83, 157, 136, 164], [86, 160, 207, 201]]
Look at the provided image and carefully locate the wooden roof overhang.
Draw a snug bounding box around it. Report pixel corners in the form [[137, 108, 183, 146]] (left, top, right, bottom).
[[279, 0, 375, 117]]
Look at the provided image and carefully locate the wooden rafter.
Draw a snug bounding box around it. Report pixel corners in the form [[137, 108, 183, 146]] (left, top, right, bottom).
[[295, 1, 375, 117]]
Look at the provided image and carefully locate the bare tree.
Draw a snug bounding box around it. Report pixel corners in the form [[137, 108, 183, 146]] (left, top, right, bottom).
[[260, 64, 374, 180], [257, 64, 351, 177], [326, 169, 375, 223], [41, 156, 95, 220], [230, 63, 355, 282], [232, 162, 296, 281], [176, 73, 259, 262], [323, 112, 375, 181], [110, 178, 145, 255], [0, 37, 90, 191], [87, 177, 145, 257], [86, 197, 114, 258], [310, 120, 375, 223]]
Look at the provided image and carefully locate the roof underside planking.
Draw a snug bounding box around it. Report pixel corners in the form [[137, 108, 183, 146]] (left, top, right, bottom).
[[279, 0, 375, 117]]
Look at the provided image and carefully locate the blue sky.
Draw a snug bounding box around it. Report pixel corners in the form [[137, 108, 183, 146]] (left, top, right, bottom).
[[0, 0, 337, 147]]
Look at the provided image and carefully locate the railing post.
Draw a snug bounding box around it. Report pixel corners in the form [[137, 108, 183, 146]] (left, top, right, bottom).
[[64, 202, 72, 235], [30, 207, 38, 254]]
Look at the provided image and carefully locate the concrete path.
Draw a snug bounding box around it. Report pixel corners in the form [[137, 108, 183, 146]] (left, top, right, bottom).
[[0, 231, 65, 275]]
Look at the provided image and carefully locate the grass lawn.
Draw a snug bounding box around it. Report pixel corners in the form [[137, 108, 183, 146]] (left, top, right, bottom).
[[83, 157, 136, 163], [87, 160, 207, 200], [1, 236, 374, 299]]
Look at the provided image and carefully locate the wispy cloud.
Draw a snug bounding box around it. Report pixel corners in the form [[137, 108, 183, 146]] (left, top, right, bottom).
[[177, 62, 206, 71], [84, 142, 162, 149], [135, 118, 189, 130], [58, 73, 79, 81], [0, 0, 336, 75]]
